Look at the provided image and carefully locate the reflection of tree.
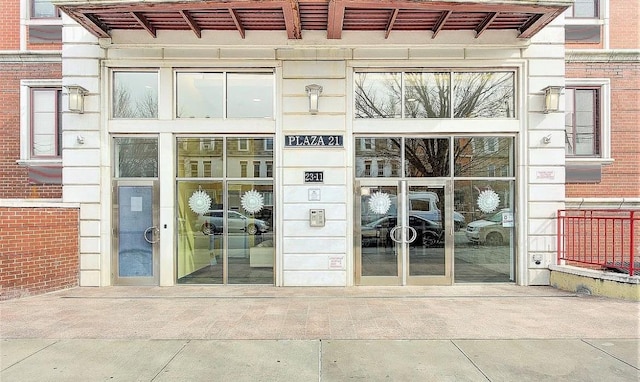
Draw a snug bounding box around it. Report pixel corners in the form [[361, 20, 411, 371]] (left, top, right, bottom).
[[453, 72, 513, 118], [355, 71, 513, 119], [113, 86, 158, 118], [355, 71, 513, 177], [117, 138, 158, 177], [405, 73, 450, 118], [354, 73, 400, 118]]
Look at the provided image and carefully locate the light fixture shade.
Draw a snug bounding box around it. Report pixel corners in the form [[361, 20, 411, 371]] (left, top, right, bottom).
[[542, 86, 563, 113], [305, 84, 323, 114], [65, 85, 88, 113]]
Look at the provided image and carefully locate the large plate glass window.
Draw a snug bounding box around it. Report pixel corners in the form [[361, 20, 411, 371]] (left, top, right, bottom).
[[454, 137, 515, 283], [176, 73, 223, 118], [355, 136, 516, 285], [355, 137, 401, 178], [355, 71, 515, 119], [112, 71, 158, 119], [175, 72, 274, 119], [453, 72, 514, 118], [176, 137, 275, 285], [114, 137, 159, 177]]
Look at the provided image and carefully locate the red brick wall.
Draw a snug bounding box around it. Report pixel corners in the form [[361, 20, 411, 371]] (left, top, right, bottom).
[[0, 0, 20, 50], [0, 61, 63, 199], [0, 206, 79, 299], [609, 0, 639, 49], [565, 62, 640, 198]]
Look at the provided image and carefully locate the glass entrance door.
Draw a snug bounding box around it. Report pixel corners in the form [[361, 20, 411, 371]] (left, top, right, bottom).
[[356, 180, 452, 285], [112, 180, 159, 285]]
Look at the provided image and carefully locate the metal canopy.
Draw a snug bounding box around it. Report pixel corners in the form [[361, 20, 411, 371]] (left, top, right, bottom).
[[55, 0, 571, 40]]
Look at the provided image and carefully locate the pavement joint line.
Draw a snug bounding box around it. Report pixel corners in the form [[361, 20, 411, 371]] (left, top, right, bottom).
[[150, 339, 190, 381], [318, 339, 323, 382], [451, 339, 492, 382], [1, 339, 60, 372], [580, 339, 640, 371]]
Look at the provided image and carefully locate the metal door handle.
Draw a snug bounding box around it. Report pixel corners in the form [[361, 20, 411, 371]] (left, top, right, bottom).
[[144, 226, 159, 244], [389, 226, 402, 243], [406, 226, 417, 244]]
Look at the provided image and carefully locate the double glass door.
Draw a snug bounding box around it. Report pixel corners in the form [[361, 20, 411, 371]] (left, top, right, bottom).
[[356, 180, 453, 285]]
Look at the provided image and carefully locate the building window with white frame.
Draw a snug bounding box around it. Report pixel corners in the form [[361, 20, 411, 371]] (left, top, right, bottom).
[[31, 0, 59, 18], [565, 87, 601, 156], [30, 88, 62, 158], [19, 81, 62, 163], [112, 71, 159, 119], [565, 0, 602, 43], [26, 0, 62, 44], [264, 138, 273, 151]]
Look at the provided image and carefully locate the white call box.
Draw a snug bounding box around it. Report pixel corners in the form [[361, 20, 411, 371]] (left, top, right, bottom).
[[309, 209, 325, 227]]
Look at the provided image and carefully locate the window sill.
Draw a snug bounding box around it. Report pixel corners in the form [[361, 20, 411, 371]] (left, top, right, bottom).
[[17, 159, 62, 167], [566, 157, 614, 166]]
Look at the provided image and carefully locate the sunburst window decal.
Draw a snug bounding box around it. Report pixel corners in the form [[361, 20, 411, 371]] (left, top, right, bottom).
[[477, 189, 500, 213], [368, 192, 392, 215], [241, 190, 264, 214], [188, 189, 212, 215]]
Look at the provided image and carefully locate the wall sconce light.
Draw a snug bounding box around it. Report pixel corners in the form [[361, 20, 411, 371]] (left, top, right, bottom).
[[542, 86, 563, 113], [305, 84, 323, 114], [65, 85, 88, 114]]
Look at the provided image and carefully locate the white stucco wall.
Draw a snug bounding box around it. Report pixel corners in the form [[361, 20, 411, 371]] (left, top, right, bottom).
[[60, 14, 567, 287]]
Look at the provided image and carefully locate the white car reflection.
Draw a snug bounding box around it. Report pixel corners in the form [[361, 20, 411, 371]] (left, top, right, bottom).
[[465, 209, 511, 246], [197, 210, 269, 235]]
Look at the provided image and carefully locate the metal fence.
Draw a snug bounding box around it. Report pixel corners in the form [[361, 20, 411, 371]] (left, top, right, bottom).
[[557, 210, 639, 276]]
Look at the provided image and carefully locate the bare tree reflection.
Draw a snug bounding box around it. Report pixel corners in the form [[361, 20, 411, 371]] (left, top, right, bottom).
[[355, 71, 514, 119], [115, 138, 158, 177], [113, 87, 158, 119]]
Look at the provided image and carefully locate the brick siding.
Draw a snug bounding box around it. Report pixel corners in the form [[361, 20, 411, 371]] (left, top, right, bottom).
[[0, 61, 63, 199], [565, 62, 640, 198], [0, 207, 79, 299]]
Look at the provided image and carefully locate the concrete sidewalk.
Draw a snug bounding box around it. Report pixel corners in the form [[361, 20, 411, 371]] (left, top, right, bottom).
[[1, 285, 639, 381]]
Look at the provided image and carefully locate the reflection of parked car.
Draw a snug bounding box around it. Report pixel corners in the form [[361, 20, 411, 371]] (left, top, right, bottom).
[[197, 210, 269, 235], [361, 215, 443, 248], [465, 209, 511, 245], [362, 192, 465, 230]]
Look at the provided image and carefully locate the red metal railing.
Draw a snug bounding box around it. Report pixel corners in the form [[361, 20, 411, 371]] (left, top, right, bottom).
[[557, 210, 639, 276]]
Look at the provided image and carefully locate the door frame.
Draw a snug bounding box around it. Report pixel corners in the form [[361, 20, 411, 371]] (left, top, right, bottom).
[[355, 179, 453, 286], [112, 179, 160, 286]]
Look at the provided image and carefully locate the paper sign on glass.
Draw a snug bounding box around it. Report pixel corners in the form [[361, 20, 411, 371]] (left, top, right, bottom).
[[131, 197, 143, 212]]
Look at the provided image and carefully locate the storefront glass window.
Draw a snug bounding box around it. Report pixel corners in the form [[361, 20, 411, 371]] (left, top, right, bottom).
[[227, 138, 275, 178], [176, 73, 223, 118], [405, 138, 450, 177], [113, 137, 158, 178], [176, 138, 223, 178], [227, 73, 274, 118], [112, 71, 158, 119], [176, 136, 274, 285], [355, 72, 402, 118], [454, 137, 514, 177], [404, 72, 450, 118], [355, 137, 401, 177], [453, 179, 515, 283], [355, 71, 515, 119], [453, 72, 515, 118]]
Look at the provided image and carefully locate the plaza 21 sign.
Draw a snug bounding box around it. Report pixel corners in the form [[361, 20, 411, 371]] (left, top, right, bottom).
[[284, 135, 343, 147]]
